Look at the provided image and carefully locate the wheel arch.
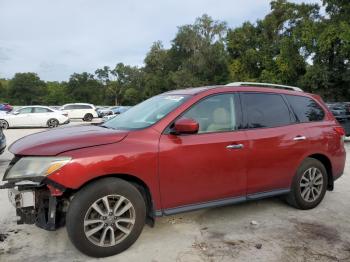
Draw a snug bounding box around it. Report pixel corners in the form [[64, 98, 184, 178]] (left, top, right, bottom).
[[307, 153, 333, 190], [68, 173, 156, 226]]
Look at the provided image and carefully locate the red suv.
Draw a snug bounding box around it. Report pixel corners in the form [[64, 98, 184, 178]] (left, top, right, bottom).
[[1, 83, 346, 257]]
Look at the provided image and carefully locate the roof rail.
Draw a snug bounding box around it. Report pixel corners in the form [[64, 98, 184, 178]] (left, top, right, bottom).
[[226, 82, 303, 92]]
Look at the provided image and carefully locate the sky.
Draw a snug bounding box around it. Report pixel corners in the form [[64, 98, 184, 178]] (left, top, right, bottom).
[[0, 0, 321, 81]]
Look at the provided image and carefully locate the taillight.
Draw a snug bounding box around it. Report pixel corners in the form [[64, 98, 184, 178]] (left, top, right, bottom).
[[334, 126, 346, 136]]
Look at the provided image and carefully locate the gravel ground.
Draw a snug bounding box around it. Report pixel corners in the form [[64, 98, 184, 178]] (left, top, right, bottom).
[[0, 123, 349, 262]]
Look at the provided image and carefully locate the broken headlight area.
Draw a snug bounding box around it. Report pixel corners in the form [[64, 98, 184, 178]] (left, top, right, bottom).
[[1, 180, 69, 231]]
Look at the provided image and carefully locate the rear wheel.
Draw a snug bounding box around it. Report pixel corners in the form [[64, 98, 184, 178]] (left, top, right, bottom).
[[83, 113, 93, 122], [66, 178, 146, 257], [286, 158, 327, 210], [47, 118, 59, 128], [0, 120, 9, 129]]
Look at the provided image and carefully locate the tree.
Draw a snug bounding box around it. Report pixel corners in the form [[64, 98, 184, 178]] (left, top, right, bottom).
[[95, 63, 144, 105], [66, 72, 103, 104], [8, 73, 46, 105]]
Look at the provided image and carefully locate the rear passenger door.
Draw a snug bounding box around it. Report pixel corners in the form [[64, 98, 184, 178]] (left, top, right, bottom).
[[241, 92, 310, 196]]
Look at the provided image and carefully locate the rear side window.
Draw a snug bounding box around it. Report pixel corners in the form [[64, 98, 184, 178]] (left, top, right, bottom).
[[75, 105, 92, 109], [286, 95, 325, 122], [241, 93, 292, 129], [34, 107, 52, 113]]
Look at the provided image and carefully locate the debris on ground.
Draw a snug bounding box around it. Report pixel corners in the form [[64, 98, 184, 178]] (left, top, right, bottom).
[[192, 242, 208, 251], [255, 243, 262, 249], [0, 233, 9, 242], [250, 220, 259, 226]]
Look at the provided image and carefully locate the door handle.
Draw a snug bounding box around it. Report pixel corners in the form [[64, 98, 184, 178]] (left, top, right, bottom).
[[226, 144, 244, 149], [293, 136, 306, 141]]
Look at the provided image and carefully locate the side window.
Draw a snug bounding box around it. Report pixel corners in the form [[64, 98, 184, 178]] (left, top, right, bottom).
[[286, 95, 325, 122], [18, 107, 33, 114], [34, 107, 51, 113], [63, 105, 73, 110], [241, 93, 291, 129], [181, 94, 238, 133]]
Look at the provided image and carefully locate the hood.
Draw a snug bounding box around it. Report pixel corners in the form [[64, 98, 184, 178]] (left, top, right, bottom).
[[9, 125, 128, 156]]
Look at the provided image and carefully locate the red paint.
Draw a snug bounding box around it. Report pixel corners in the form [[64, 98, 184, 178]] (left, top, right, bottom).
[[174, 118, 199, 134], [8, 86, 347, 212]]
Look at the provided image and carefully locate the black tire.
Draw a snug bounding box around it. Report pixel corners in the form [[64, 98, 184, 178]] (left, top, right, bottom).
[[47, 118, 59, 128], [83, 113, 93, 122], [0, 119, 9, 129], [66, 178, 146, 258], [286, 158, 328, 210]]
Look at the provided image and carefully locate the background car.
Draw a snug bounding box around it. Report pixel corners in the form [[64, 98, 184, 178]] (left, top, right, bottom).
[[102, 114, 117, 122], [110, 106, 131, 115], [0, 127, 5, 155], [96, 106, 113, 118], [61, 103, 98, 121], [0, 103, 13, 112], [0, 106, 69, 129], [326, 103, 350, 136]]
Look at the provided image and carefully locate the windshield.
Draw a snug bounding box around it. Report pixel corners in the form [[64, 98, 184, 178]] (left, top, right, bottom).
[[103, 94, 189, 130]]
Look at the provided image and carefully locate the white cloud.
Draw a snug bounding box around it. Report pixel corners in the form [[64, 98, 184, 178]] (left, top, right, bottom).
[[0, 0, 321, 81]]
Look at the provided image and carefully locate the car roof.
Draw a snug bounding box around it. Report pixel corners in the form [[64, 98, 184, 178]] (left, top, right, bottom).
[[63, 103, 94, 106], [165, 85, 312, 97]]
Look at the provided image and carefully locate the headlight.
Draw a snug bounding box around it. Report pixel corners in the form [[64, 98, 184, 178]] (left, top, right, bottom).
[[4, 157, 71, 180]]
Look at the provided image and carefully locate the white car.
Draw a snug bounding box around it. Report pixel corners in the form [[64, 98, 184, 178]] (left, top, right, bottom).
[[60, 103, 98, 121], [0, 106, 69, 129]]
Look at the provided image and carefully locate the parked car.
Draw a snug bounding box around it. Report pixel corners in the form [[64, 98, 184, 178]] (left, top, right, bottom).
[[0, 106, 69, 129], [96, 106, 113, 118], [110, 106, 131, 115], [61, 103, 98, 121], [0, 103, 13, 112], [326, 103, 350, 136], [102, 114, 117, 122], [0, 127, 5, 155], [0, 83, 346, 257]]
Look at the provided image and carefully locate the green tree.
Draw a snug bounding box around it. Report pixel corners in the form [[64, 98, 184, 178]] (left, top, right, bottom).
[[66, 72, 103, 104], [8, 73, 46, 105]]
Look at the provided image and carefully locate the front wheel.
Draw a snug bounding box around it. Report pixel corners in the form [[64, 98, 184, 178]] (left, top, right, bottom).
[[286, 158, 328, 210], [66, 178, 146, 257], [0, 119, 9, 129]]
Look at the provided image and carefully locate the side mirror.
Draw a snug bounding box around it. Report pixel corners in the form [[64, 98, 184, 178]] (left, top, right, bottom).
[[12, 111, 19, 115], [173, 118, 199, 135]]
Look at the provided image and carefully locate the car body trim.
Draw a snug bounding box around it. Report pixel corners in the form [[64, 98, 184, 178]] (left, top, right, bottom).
[[155, 188, 290, 216]]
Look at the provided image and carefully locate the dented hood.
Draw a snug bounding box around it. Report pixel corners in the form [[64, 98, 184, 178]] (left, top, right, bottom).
[[9, 125, 128, 156]]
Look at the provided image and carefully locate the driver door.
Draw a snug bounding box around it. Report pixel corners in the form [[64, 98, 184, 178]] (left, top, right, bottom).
[[158, 93, 248, 212]]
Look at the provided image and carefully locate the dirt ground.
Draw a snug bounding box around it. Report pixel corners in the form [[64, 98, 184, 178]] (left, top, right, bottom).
[[0, 123, 350, 262]]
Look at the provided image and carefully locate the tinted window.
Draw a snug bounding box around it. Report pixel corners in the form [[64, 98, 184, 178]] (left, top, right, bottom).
[[17, 107, 33, 114], [181, 94, 238, 133], [242, 93, 291, 129], [74, 105, 92, 109], [286, 95, 325, 122], [34, 107, 52, 113], [63, 105, 74, 110]]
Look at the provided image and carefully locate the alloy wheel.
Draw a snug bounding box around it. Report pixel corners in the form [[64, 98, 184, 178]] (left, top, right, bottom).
[[299, 167, 324, 203], [48, 119, 58, 128], [0, 120, 8, 129], [83, 195, 136, 247]]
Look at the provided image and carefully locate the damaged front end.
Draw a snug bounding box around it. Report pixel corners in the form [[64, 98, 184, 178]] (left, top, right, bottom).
[[0, 156, 71, 231]]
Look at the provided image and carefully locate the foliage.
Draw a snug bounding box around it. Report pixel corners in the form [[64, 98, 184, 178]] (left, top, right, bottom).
[[1, 1, 349, 105]]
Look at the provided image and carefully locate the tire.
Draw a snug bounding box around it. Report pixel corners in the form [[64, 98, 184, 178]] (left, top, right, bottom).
[[83, 113, 93, 122], [286, 158, 328, 210], [66, 178, 146, 258], [0, 119, 9, 129], [47, 118, 59, 128]]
